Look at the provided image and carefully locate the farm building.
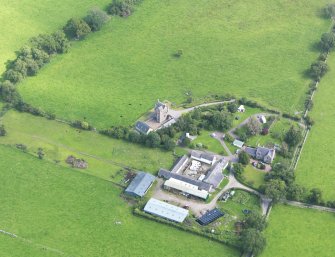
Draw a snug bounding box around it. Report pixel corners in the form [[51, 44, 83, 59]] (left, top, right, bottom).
[[233, 139, 244, 148], [197, 208, 224, 225], [158, 168, 212, 191], [190, 150, 216, 165], [203, 159, 228, 188], [237, 105, 245, 112], [259, 115, 267, 124], [245, 146, 276, 164], [164, 178, 209, 199], [171, 155, 189, 174], [135, 121, 153, 135], [144, 198, 189, 223], [125, 172, 156, 197]]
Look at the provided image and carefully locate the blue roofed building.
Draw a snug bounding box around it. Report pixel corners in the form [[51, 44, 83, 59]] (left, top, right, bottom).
[[125, 172, 156, 197]]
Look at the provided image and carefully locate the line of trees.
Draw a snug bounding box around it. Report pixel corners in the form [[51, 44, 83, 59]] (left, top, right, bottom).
[[0, 0, 142, 119], [260, 162, 335, 207]]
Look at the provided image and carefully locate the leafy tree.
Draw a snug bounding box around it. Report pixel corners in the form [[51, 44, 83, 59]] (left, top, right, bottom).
[[128, 131, 141, 143], [244, 212, 266, 231], [0, 125, 7, 136], [84, 8, 110, 31], [308, 188, 323, 205], [324, 3, 335, 19], [286, 183, 306, 201], [145, 132, 161, 147], [263, 179, 286, 203], [31, 47, 50, 67], [246, 117, 261, 136], [37, 148, 45, 160], [63, 18, 91, 39], [3, 69, 24, 84], [265, 163, 294, 186], [52, 30, 70, 53], [233, 163, 244, 178], [240, 228, 266, 256], [227, 102, 238, 113], [210, 111, 233, 131], [0, 80, 21, 104], [279, 142, 290, 158], [107, 0, 133, 17], [163, 138, 176, 151], [238, 151, 250, 165], [284, 126, 302, 147], [320, 32, 335, 52], [25, 58, 39, 76], [310, 61, 328, 80]]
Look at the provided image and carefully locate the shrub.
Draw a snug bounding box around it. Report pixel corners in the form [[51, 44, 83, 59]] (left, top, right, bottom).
[[324, 3, 335, 19], [320, 32, 335, 52], [238, 151, 250, 165], [310, 61, 328, 81], [107, 0, 133, 17], [0, 125, 7, 136], [63, 18, 91, 40], [84, 7, 110, 31]]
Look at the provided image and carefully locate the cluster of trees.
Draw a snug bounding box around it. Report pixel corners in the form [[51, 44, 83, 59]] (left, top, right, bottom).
[[261, 163, 335, 207], [239, 212, 267, 256], [100, 126, 176, 151], [235, 116, 275, 142]]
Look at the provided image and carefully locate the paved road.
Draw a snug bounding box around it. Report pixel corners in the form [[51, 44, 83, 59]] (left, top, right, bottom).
[[283, 200, 335, 213], [169, 100, 235, 119]]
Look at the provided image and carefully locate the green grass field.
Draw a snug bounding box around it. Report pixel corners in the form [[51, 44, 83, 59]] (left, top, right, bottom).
[[0, 0, 112, 74], [18, 0, 331, 128], [0, 111, 174, 181], [296, 54, 335, 201], [192, 131, 225, 154], [243, 165, 266, 189], [0, 144, 239, 257], [261, 204, 335, 257]]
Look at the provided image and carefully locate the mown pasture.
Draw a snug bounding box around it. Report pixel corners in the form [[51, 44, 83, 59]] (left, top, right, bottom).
[[18, 0, 331, 128], [0, 0, 112, 74], [296, 54, 335, 201], [0, 145, 239, 257], [260, 204, 335, 257], [0, 111, 175, 181]]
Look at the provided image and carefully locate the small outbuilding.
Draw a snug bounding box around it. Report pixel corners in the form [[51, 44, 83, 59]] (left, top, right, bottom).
[[233, 139, 244, 148], [197, 208, 224, 225], [237, 105, 245, 113], [190, 150, 216, 166], [259, 115, 267, 124], [125, 172, 155, 197], [144, 198, 189, 223]]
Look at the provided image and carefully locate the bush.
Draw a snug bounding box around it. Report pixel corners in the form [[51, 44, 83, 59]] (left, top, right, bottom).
[[324, 3, 335, 19], [107, 0, 133, 17], [84, 7, 110, 31], [310, 61, 328, 81], [63, 18, 91, 40], [0, 125, 7, 136], [238, 151, 250, 165], [320, 32, 335, 52], [71, 120, 94, 130]]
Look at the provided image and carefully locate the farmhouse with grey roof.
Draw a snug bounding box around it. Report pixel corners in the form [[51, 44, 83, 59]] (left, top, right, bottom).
[[245, 146, 276, 164], [125, 172, 156, 197], [144, 198, 189, 223], [135, 121, 153, 135]]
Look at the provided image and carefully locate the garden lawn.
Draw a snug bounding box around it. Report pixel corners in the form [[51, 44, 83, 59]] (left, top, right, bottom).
[[295, 54, 335, 201], [243, 165, 266, 189], [0, 111, 175, 180], [19, 0, 331, 128], [192, 131, 225, 154], [0, 0, 112, 74], [261, 204, 335, 257], [0, 145, 239, 257]]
